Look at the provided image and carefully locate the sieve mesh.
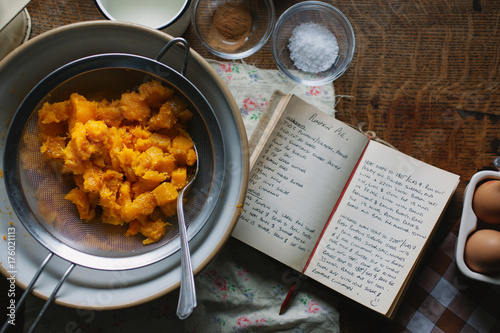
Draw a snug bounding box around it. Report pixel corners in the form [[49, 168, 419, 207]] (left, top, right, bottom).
[[6, 63, 223, 268]]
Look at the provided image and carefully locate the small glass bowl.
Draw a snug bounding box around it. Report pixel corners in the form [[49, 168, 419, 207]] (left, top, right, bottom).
[[272, 1, 355, 86], [191, 0, 275, 60]]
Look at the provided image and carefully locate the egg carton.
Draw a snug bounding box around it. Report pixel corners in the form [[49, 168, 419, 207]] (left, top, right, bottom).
[[456, 170, 500, 285]]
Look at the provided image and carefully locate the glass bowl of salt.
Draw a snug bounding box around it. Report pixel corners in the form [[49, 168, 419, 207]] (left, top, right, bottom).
[[271, 1, 355, 86]]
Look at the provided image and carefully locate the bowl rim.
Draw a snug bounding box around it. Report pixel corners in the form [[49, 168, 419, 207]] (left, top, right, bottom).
[[95, 0, 192, 30], [191, 0, 276, 60], [271, 0, 355, 86]]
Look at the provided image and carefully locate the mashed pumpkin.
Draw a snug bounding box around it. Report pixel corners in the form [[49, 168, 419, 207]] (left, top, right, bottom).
[[38, 80, 197, 245]]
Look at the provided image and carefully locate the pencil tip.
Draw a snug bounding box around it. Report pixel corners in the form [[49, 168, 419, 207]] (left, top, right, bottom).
[[279, 301, 290, 315]]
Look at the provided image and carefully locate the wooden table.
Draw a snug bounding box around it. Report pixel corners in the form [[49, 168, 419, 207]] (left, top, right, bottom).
[[14, 0, 500, 331]]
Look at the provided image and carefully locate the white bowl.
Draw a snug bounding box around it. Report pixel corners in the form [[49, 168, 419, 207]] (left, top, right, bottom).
[[0, 21, 248, 309], [455, 170, 500, 285], [0, 0, 30, 31], [0, 8, 31, 61], [95, 0, 192, 36]]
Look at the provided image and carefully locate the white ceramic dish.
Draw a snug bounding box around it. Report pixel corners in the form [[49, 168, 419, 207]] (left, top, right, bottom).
[[0, 8, 31, 60], [0, 21, 249, 309], [95, 0, 192, 36], [455, 170, 500, 285], [0, 0, 30, 31]]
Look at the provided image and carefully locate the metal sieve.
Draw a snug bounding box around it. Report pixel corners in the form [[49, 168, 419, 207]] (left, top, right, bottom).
[[1, 38, 225, 330]]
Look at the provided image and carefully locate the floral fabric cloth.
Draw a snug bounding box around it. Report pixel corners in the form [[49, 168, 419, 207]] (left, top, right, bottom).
[[21, 61, 341, 332], [208, 60, 337, 139], [177, 238, 341, 332], [24, 239, 341, 332]]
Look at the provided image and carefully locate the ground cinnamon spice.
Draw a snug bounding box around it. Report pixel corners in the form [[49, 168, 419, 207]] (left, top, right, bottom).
[[213, 3, 252, 40]]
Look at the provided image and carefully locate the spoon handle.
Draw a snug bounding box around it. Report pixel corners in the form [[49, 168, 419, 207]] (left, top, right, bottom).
[[176, 194, 197, 320]]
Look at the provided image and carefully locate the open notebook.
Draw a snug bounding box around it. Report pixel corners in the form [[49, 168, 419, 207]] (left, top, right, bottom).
[[232, 92, 460, 319]]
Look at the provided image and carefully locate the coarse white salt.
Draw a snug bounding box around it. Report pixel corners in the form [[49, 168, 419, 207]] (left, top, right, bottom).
[[288, 22, 339, 74]]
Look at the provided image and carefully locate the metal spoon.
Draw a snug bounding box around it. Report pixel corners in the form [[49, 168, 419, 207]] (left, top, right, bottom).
[[176, 145, 198, 320], [494, 156, 500, 171]]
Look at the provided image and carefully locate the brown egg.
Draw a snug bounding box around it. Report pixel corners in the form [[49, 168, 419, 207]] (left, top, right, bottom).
[[464, 229, 500, 274], [472, 180, 500, 224]]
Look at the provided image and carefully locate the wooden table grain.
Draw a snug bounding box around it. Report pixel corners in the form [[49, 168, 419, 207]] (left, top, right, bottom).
[[17, 0, 500, 331]]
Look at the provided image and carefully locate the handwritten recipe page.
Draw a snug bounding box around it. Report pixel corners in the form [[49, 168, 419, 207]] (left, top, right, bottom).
[[232, 94, 459, 317], [232, 96, 369, 271], [305, 141, 460, 314]]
